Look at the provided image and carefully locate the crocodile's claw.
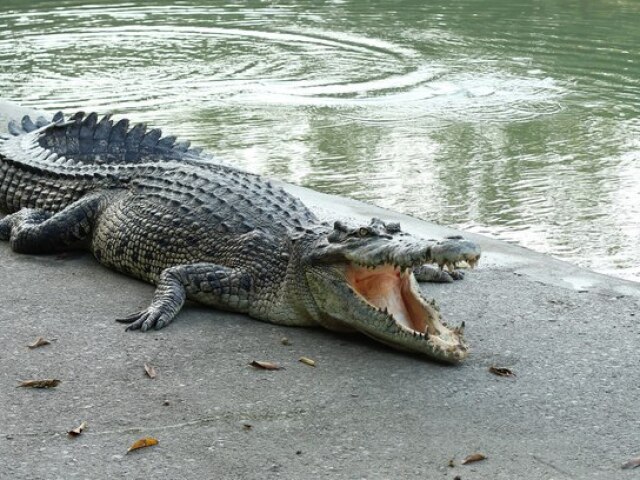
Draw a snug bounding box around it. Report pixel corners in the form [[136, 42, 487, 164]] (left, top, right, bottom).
[[448, 269, 465, 280], [116, 308, 175, 332]]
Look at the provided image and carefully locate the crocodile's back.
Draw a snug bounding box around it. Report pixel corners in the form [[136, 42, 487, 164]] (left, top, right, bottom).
[[92, 161, 317, 282], [0, 111, 317, 226]]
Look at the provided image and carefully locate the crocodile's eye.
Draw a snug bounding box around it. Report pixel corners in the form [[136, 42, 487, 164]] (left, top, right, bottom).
[[358, 227, 370, 237]]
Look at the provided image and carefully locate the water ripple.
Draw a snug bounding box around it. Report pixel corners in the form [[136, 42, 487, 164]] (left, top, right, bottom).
[[0, 0, 639, 281]]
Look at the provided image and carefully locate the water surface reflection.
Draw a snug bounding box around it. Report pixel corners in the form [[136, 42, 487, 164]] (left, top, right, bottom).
[[1, 0, 639, 280]]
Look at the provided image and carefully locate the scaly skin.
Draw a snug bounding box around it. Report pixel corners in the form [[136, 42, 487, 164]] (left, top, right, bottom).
[[0, 111, 480, 362]]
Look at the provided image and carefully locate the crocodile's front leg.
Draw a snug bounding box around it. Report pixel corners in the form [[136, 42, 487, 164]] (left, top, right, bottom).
[[116, 263, 253, 331], [0, 192, 110, 253], [412, 265, 464, 283]]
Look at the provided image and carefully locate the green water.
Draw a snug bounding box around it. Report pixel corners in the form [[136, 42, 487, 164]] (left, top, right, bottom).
[[1, 0, 639, 280]]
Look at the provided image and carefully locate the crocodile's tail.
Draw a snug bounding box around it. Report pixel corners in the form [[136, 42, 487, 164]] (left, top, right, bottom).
[[0, 110, 212, 215], [3, 111, 209, 168], [6, 113, 51, 136]]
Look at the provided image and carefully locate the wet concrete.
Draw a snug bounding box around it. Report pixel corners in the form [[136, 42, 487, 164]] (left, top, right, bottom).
[[1, 101, 639, 479]]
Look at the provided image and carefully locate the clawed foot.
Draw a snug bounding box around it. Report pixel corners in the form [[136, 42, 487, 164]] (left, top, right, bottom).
[[413, 265, 465, 283], [448, 269, 465, 280], [0, 212, 23, 241], [116, 308, 176, 332], [116, 267, 187, 332], [0, 209, 47, 241]]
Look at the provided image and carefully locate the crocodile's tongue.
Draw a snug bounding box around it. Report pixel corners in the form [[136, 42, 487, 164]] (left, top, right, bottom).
[[345, 264, 430, 334]]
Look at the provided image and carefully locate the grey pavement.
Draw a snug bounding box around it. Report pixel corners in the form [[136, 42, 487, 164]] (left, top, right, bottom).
[[1, 101, 639, 479]]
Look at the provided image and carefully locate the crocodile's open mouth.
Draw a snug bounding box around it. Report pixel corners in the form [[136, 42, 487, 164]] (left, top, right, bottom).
[[344, 263, 466, 360], [346, 264, 432, 334]]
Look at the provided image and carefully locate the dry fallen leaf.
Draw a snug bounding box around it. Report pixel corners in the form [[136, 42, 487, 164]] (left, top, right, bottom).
[[462, 452, 487, 465], [299, 356, 316, 367], [622, 456, 640, 469], [250, 360, 282, 370], [127, 437, 159, 453], [27, 337, 51, 349], [489, 365, 515, 377], [68, 421, 88, 437], [18, 379, 61, 389], [144, 363, 157, 379]]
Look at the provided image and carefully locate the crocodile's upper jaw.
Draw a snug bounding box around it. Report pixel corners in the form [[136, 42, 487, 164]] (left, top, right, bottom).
[[306, 262, 468, 363]]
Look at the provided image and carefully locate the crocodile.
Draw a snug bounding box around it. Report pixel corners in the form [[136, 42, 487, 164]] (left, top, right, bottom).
[[0, 110, 480, 363]]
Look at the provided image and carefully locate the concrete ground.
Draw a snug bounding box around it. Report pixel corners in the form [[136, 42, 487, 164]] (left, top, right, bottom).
[[1, 101, 639, 479]]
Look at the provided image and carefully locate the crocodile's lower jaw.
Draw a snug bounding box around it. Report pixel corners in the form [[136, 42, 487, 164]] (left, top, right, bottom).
[[345, 264, 466, 360]]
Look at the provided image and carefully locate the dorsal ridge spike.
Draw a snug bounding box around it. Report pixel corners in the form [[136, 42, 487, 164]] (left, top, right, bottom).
[[21, 115, 37, 133], [83, 112, 99, 126], [52, 111, 65, 123]]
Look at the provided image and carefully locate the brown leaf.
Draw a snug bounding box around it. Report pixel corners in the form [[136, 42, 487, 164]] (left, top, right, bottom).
[[622, 456, 640, 469], [27, 337, 51, 349], [127, 437, 159, 453], [299, 356, 316, 367], [489, 365, 515, 377], [462, 452, 486, 465], [250, 360, 282, 370], [17, 379, 61, 389], [144, 363, 157, 379], [68, 421, 88, 437]]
